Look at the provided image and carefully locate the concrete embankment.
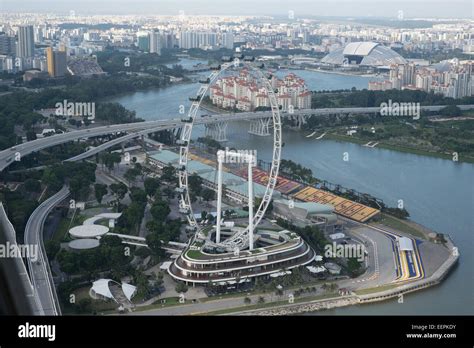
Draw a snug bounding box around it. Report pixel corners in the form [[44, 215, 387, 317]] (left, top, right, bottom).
[[233, 236, 459, 316], [234, 296, 359, 316]]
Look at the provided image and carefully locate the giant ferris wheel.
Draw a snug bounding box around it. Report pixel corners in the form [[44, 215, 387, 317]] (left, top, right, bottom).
[[177, 56, 282, 252]]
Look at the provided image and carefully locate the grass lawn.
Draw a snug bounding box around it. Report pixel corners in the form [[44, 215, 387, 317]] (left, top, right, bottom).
[[62, 286, 118, 314], [133, 297, 191, 312], [51, 214, 87, 243], [326, 130, 474, 164], [186, 248, 207, 259], [377, 214, 427, 240]]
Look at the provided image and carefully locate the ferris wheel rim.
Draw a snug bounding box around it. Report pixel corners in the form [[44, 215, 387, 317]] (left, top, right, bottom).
[[178, 59, 282, 250]]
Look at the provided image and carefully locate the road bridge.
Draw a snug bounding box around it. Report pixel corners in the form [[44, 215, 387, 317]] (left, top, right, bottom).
[[2, 105, 473, 171]]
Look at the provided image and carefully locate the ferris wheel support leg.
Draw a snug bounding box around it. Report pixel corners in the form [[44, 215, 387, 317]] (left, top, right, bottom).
[[248, 160, 254, 251], [216, 151, 224, 244]]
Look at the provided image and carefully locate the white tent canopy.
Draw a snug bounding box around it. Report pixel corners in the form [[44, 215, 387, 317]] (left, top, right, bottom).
[[121, 283, 137, 301], [91, 279, 115, 300], [91, 279, 137, 303]]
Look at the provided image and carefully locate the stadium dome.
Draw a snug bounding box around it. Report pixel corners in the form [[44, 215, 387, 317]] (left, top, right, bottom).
[[321, 42, 407, 67], [432, 58, 459, 72]]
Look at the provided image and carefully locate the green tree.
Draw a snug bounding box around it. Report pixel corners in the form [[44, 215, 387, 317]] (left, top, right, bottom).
[[144, 177, 160, 197], [162, 186, 175, 200], [146, 232, 165, 259], [109, 182, 128, 206], [124, 167, 140, 184], [201, 188, 215, 206], [45, 240, 60, 259], [175, 282, 188, 294], [41, 168, 61, 191], [150, 200, 170, 223], [94, 183, 108, 203], [26, 130, 37, 141], [129, 187, 147, 203], [439, 104, 462, 117], [23, 178, 41, 193], [188, 174, 203, 197], [347, 257, 362, 278], [161, 165, 176, 182]]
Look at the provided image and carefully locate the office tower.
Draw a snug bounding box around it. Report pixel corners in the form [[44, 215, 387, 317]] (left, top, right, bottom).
[[17, 25, 34, 58], [46, 47, 54, 76], [54, 50, 67, 77], [302, 31, 311, 44], [46, 47, 67, 77]]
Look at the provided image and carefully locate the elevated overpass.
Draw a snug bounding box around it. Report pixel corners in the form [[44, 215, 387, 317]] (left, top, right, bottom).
[[24, 186, 69, 315], [2, 104, 473, 171]]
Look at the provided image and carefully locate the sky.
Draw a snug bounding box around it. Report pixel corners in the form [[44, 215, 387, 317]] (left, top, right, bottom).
[[0, 0, 472, 19]]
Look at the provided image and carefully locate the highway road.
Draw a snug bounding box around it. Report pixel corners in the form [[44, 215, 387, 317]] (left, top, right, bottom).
[[2, 104, 473, 171], [24, 186, 69, 315]]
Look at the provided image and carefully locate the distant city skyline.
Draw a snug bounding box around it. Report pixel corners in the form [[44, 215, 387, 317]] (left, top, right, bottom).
[[0, 0, 472, 19]]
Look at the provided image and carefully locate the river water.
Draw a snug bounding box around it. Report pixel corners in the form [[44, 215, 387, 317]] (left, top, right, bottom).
[[107, 58, 474, 315]]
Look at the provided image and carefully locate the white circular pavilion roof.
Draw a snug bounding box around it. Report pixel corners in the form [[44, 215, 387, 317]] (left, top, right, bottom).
[[68, 238, 100, 250], [69, 225, 109, 238]]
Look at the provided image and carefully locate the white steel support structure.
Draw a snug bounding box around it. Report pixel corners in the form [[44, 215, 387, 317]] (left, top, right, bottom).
[[248, 118, 271, 136], [177, 59, 282, 251], [247, 157, 254, 250], [215, 149, 256, 250], [205, 122, 228, 142], [215, 151, 224, 244]]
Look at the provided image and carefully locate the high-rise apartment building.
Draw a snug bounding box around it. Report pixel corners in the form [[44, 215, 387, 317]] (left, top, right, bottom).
[[149, 30, 161, 54], [221, 32, 234, 49], [180, 31, 217, 49]]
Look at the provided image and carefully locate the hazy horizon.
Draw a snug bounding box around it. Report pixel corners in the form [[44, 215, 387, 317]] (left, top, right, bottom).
[[0, 0, 472, 19]]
